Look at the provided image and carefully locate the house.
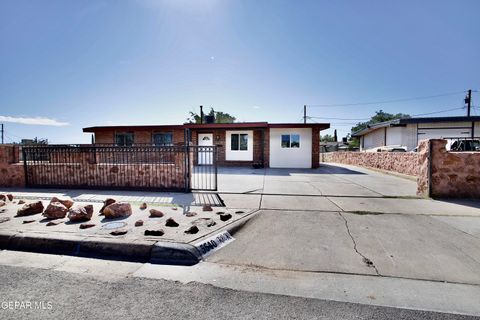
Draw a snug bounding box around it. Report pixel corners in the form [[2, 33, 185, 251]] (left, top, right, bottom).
[[352, 116, 480, 151], [82, 122, 330, 168]]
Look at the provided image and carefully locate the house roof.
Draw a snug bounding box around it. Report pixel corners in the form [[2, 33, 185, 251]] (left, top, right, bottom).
[[351, 116, 480, 137], [83, 122, 330, 132]]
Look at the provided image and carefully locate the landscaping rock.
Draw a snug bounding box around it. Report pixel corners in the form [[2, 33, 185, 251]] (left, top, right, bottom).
[[80, 223, 95, 229], [16, 201, 44, 217], [6, 194, 13, 201], [43, 202, 68, 219], [220, 213, 232, 222], [235, 210, 245, 214], [103, 202, 132, 219], [202, 204, 213, 212], [135, 220, 144, 227], [18, 200, 25, 204], [0, 201, 5, 207], [172, 207, 178, 211], [68, 204, 94, 222], [0, 209, 6, 213], [191, 218, 216, 228], [0, 217, 10, 224], [140, 202, 147, 210], [149, 209, 164, 218], [185, 211, 197, 217], [144, 229, 164, 236], [50, 197, 74, 209], [184, 225, 199, 234], [110, 229, 128, 236], [46, 220, 63, 226], [23, 220, 36, 224], [165, 218, 179, 227], [0, 195, 6, 201], [100, 198, 116, 214]]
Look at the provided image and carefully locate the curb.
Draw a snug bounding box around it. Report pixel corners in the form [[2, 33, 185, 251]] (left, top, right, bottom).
[[0, 231, 201, 266]]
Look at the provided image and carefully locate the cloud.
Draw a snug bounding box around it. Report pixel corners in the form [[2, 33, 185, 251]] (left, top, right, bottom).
[[0, 116, 70, 126], [253, 106, 261, 109]]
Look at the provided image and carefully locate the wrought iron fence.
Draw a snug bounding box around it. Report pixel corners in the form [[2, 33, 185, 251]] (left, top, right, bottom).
[[22, 144, 218, 192], [444, 137, 480, 152]]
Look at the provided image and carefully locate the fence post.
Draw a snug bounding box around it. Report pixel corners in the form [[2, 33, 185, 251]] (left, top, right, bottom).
[[22, 147, 28, 187]]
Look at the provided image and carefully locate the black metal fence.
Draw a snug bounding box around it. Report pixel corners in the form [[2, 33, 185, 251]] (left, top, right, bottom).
[[22, 144, 217, 192], [445, 137, 480, 152]]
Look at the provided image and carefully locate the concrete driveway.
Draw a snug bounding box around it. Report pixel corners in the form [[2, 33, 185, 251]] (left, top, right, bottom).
[[217, 163, 418, 197]]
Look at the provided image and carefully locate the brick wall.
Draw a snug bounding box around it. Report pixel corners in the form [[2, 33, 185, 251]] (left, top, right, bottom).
[[312, 127, 320, 169], [321, 151, 420, 176], [417, 139, 480, 198], [0, 145, 25, 187]]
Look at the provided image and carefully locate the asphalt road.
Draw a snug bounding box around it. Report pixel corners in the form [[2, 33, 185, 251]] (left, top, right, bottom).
[[0, 265, 476, 320]]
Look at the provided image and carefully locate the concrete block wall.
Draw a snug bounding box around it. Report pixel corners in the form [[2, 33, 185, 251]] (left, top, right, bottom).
[[0, 145, 25, 187]]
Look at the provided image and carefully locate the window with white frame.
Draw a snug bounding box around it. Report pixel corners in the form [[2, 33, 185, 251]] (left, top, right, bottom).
[[231, 133, 248, 151], [281, 134, 300, 148]]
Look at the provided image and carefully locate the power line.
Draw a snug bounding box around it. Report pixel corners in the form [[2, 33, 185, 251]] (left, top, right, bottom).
[[307, 90, 466, 108]]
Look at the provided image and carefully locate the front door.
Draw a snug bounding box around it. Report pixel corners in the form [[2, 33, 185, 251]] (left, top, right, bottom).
[[198, 133, 213, 165]]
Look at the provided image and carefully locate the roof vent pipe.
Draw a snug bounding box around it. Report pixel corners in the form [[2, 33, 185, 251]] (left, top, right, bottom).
[[200, 105, 204, 124]]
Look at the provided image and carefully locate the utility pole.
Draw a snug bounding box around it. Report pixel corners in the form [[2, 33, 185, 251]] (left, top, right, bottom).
[[1, 123, 3, 144], [465, 89, 472, 117], [303, 105, 307, 123]]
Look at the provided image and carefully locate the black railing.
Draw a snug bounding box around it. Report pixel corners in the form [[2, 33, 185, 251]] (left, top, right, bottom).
[[444, 137, 480, 152], [22, 144, 218, 192]]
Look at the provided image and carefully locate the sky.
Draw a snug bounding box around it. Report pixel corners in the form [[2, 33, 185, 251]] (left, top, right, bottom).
[[1, 0, 479, 143]]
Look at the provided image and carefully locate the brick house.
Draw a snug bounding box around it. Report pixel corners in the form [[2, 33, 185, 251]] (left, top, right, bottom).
[[83, 122, 329, 168]]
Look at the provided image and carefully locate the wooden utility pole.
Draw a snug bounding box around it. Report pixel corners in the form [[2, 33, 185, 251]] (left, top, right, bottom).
[[466, 89, 472, 117], [1, 124, 3, 144], [303, 105, 307, 123]]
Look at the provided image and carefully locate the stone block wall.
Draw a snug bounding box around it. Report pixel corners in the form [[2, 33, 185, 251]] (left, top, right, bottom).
[[417, 139, 480, 198], [0, 145, 25, 187], [321, 151, 420, 176]]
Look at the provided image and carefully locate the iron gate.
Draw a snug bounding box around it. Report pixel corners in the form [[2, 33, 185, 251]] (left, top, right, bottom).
[[22, 145, 217, 192]]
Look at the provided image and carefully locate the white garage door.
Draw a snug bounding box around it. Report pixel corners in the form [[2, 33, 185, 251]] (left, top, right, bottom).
[[417, 128, 471, 140], [269, 128, 312, 168]]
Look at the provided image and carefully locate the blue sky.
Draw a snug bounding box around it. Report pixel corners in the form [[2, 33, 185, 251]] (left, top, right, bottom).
[[1, 0, 479, 143]]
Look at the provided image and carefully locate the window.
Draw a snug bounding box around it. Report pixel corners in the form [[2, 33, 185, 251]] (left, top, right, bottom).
[[153, 132, 173, 146], [115, 132, 134, 146], [231, 133, 248, 151], [281, 134, 300, 148]]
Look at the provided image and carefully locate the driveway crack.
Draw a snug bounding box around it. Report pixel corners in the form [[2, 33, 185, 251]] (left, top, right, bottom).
[[338, 212, 380, 276]]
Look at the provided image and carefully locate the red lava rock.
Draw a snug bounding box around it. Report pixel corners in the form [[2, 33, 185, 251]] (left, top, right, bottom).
[[184, 225, 199, 234], [110, 229, 128, 236], [43, 202, 68, 219], [172, 207, 178, 211], [165, 218, 179, 227], [144, 229, 164, 236], [79, 223, 95, 229], [68, 204, 94, 222], [149, 209, 164, 218], [185, 212, 197, 217], [46, 220, 63, 226], [0, 195, 6, 202], [6, 194, 13, 201], [50, 197, 74, 209], [103, 202, 132, 219], [135, 220, 144, 227], [140, 202, 147, 210], [18, 200, 25, 205], [202, 204, 213, 212], [220, 213, 232, 222], [16, 201, 44, 217], [100, 198, 116, 214], [0, 201, 5, 207], [23, 220, 36, 224]]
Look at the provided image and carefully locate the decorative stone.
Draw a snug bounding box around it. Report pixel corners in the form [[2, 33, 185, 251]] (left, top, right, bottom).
[[110, 229, 128, 236], [100, 198, 116, 214], [80, 223, 96, 229], [23, 220, 36, 224], [0, 195, 6, 202], [50, 197, 74, 209], [191, 218, 216, 228], [184, 225, 199, 234], [172, 207, 178, 211], [6, 194, 13, 201], [165, 218, 179, 227], [18, 200, 25, 204], [16, 201, 44, 217], [0, 201, 5, 207], [149, 209, 164, 218], [43, 202, 68, 219], [202, 204, 213, 212], [144, 229, 164, 236], [135, 220, 144, 227], [46, 220, 63, 226], [185, 212, 197, 217], [235, 211, 245, 214], [103, 202, 132, 219], [68, 204, 94, 222], [220, 213, 232, 222], [140, 202, 147, 210]]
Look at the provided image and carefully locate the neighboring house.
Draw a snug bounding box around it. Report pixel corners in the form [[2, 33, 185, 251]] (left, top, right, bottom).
[[82, 122, 329, 168], [352, 116, 480, 152]]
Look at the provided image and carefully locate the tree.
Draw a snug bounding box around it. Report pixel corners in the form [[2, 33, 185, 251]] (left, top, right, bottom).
[[187, 108, 236, 124], [320, 134, 336, 142], [351, 110, 410, 134]]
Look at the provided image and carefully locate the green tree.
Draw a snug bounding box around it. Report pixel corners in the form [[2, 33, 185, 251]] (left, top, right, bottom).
[[187, 108, 236, 124], [351, 110, 410, 134], [320, 134, 336, 142]]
